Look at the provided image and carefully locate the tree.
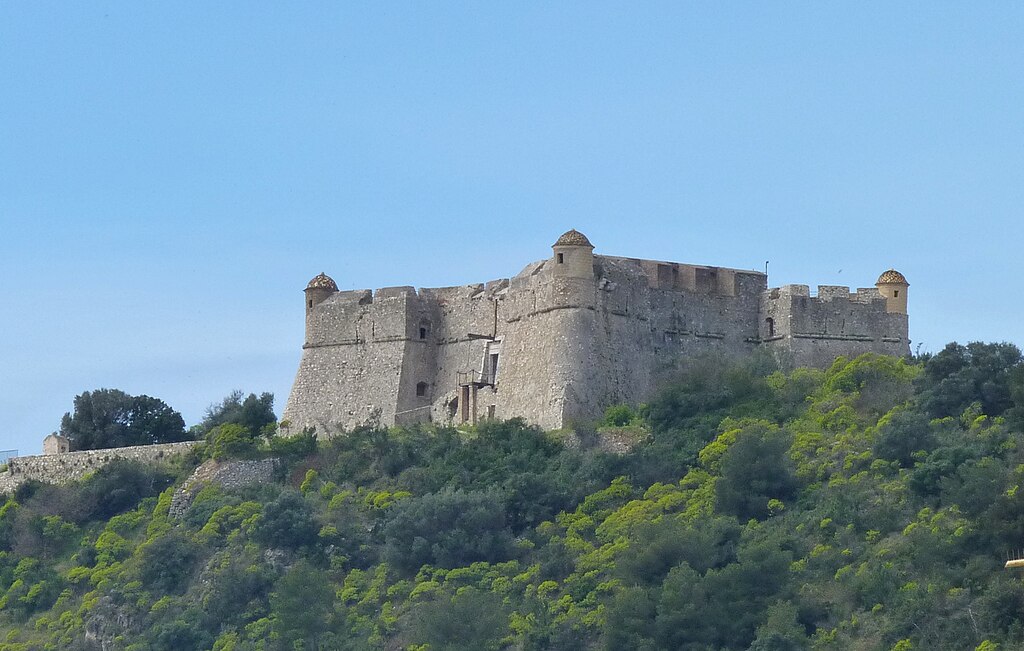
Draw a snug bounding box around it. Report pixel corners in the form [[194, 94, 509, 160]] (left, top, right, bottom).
[[873, 410, 936, 468], [198, 391, 276, 437], [382, 488, 514, 574], [59, 389, 189, 450], [137, 531, 200, 594], [269, 560, 334, 650], [918, 342, 1023, 418], [714, 424, 798, 521], [749, 601, 809, 651], [253, 490, 319, 551], [208, 423, 261, 460], [409, 587, 509, 651]]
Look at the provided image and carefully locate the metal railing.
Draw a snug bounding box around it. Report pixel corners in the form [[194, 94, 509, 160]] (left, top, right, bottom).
[[457, 370, 494, 387]]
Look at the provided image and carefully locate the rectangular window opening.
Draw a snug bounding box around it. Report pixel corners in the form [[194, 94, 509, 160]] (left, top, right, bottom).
[[489, 353, 499, 383]]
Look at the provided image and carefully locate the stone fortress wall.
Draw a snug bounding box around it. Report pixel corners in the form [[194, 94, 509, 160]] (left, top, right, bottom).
[[0, 441, 199, 495], [284, 230, 911, 435], [761, 283, 909, 368]]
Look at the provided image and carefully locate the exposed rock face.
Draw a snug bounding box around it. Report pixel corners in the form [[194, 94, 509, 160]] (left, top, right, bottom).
[[83, 595, 134, 651], [560, 425, 650, 455]]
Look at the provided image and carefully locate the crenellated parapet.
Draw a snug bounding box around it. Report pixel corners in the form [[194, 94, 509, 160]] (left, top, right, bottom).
[[760, 279, 910, 367]]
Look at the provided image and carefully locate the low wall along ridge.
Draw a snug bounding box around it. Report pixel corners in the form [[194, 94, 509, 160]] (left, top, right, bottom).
[[0, 441, 199, 495]]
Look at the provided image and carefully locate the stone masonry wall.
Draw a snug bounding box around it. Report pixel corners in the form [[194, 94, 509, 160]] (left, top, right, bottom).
[[284, 288, 419, 432], [0, 441, 199, 495], [419, 281, 505, 426], [761, 284, 910, 368], [169, 458, 279, 519]]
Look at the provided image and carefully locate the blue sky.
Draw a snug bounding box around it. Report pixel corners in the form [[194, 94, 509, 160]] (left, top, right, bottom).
[[2, 4, 1023, 454]]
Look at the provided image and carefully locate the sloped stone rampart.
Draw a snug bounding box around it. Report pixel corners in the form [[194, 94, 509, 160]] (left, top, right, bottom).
[[169, 458, 279, 518], [0, 441, 199, 495]]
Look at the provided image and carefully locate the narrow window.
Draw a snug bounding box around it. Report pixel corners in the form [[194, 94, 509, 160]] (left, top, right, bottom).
[[308, 300, 313, 308], [489, 353, 499, 383], [416, 382, 428, 397], [419, 327, 427, 339], [557, 253, 564, 264], [893, 290, 899, 298], [765, 317, 775, 338]]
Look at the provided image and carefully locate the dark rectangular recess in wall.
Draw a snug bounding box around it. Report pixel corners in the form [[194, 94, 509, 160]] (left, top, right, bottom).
[[489, 354, 499, 383], [695, 268, 718, 293], [657, 264, 674, 287]]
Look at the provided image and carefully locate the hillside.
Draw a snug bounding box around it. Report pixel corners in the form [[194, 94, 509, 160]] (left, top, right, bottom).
[[3, 344, 1024, 650]]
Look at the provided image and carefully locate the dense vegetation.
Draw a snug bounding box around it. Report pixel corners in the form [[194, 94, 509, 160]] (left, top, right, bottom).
[[60, 389, 191, 451], [5, 343, 1024, 650]]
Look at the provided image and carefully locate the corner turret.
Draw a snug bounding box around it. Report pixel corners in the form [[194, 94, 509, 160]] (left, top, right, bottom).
[[551, 229, 595, 279], [305, 272, 337, 315], [875, 269, 909, 314]]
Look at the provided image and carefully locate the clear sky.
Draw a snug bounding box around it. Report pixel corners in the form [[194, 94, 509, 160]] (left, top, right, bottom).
[[3, 4, 1023, 455]]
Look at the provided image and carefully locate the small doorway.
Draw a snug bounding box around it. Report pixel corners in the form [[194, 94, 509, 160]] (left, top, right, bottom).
[[461, 386, 470, 422]]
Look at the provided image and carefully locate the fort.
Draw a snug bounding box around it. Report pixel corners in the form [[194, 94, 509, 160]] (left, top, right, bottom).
[[283, 230, 910, 435]]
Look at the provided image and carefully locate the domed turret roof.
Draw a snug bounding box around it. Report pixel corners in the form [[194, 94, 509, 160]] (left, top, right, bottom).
[[305, 272, 338, 291], [876, 269, 908, 285], [552, 229, 594, 248]]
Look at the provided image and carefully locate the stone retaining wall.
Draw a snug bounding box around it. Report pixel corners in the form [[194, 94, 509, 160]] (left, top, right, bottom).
[[0, 441, 199, 495], [169, 458, 279, 518]]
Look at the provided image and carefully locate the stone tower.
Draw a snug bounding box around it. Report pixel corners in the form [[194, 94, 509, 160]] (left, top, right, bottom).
[[305, 272, 338, 313], [875, 269, 909, 314], [42, 433, 70, 455], [304, 272, 338, 340], [550, 228, 595, 279]]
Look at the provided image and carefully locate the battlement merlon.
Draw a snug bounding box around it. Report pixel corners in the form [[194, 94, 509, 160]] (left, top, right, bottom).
[[598, 255, 766, 297], [765, 284, 886, 304]]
